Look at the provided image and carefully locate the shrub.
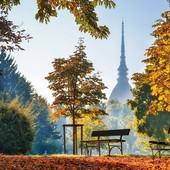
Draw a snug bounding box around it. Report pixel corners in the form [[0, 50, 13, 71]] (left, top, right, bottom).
[[0, 99, 35, 154]]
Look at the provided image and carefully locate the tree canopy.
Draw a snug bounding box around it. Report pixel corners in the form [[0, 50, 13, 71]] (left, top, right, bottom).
[[128, 83, 170, 141], [0, 49, 34, 102], [127, 5, 170, 142], [46, 38, 108, 124], [130, 10, 170, 114], [0, 0, 116, 39]]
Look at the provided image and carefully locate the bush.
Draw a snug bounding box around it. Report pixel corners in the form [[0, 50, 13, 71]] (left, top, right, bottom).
[[0, 100, 35, 155]]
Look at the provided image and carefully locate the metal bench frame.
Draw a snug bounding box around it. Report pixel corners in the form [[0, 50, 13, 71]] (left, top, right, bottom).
[[149, 126, 170, 158], [81, 129, 130, 156], [149, 141, 170, 158]]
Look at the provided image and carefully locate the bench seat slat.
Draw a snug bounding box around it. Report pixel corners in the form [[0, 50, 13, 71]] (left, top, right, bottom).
[[82, 139, 126, 144]]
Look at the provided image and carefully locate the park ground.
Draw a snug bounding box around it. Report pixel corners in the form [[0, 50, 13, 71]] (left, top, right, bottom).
[[0, 154, 169, 170]]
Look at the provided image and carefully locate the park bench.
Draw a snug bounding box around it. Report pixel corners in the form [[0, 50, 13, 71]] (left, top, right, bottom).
[[149, 126, 170, 158], [81, 129, 130, 156]]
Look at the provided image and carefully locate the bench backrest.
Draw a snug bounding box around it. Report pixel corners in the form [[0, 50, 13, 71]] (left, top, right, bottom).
[[91, 129, 130, 138]]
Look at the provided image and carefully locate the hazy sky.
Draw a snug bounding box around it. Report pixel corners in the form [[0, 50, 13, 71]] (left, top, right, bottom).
[[8, 0, 169, 104]]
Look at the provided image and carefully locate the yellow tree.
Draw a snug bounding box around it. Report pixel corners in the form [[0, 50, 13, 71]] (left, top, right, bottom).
[[131, 9, 170, 114], [143, 10, 170, 114], [45, 38, 108, 154], [0, 0, 116, 39], [77, 115, 107, 140]]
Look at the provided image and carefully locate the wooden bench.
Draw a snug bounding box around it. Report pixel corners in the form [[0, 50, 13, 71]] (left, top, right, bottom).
[[81, 129, 130, 156], [149, 126, 170, 158]]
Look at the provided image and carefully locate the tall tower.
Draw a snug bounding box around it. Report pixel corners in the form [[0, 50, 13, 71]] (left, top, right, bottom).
[[109, 21, 132, 103]]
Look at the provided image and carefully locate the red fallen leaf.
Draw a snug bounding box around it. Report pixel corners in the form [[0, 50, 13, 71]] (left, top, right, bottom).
[[0, 155, 169, 170]]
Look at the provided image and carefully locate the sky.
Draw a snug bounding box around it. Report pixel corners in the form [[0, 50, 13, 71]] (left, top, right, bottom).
[[8, 0, 169, 104]]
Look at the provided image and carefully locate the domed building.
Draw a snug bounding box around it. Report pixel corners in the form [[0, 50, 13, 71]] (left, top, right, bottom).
[[108, 21, 132, 103]]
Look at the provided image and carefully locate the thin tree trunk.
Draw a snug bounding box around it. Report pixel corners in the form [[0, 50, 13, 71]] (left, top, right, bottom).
[[73, 115, 76, 154]]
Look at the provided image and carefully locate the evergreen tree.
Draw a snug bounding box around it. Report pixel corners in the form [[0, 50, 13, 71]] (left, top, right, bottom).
[[0, 49, 62, 154], [0, 49, 33, 103], [0, 49, 18, 92], [30, 96, 62, 154]]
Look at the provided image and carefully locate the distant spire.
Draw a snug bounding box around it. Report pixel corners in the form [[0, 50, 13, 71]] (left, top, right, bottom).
[[121, 20, 125, 57], [108, 20, 132, 103], [117, 20, 128, 83]]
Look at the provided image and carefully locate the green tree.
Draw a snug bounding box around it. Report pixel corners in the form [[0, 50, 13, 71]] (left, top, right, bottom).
[[0, 98, 35, 155], [0, 49, 62, 154], [45, 38, 107, 154], [30, 96, 62, 154], [0, 0, 116, 39], [77, 102, 108, 140], [0, 49, 34, 103], [128, 83, 170, 141]]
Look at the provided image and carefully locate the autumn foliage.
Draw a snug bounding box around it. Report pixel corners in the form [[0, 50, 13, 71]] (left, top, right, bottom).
[[130, 10, 170, 114], [46, 38, 107, 123], [143, 11, 170, 114], [0, 0, 116, 39], [0, 10, 32, 51], [0, 155, 169, 170]]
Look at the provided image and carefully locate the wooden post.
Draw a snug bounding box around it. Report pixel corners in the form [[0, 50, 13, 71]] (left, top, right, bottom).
[[63, 124, 83, 155], [81, 125, 83, 155], [73, 125, 76, 154], [75, 125, 78, 154], [63, 125, 66, 154]]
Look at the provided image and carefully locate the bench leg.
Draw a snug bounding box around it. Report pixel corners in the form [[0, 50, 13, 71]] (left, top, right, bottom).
[[99, 143, 101, 156], [108, 143, 111, 156], [87, 148, 92, 156], [120, 141, 123, 155], [158, 149, 161, 158], [151, 149, 161, 159], [108, 145, 123, 155]]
